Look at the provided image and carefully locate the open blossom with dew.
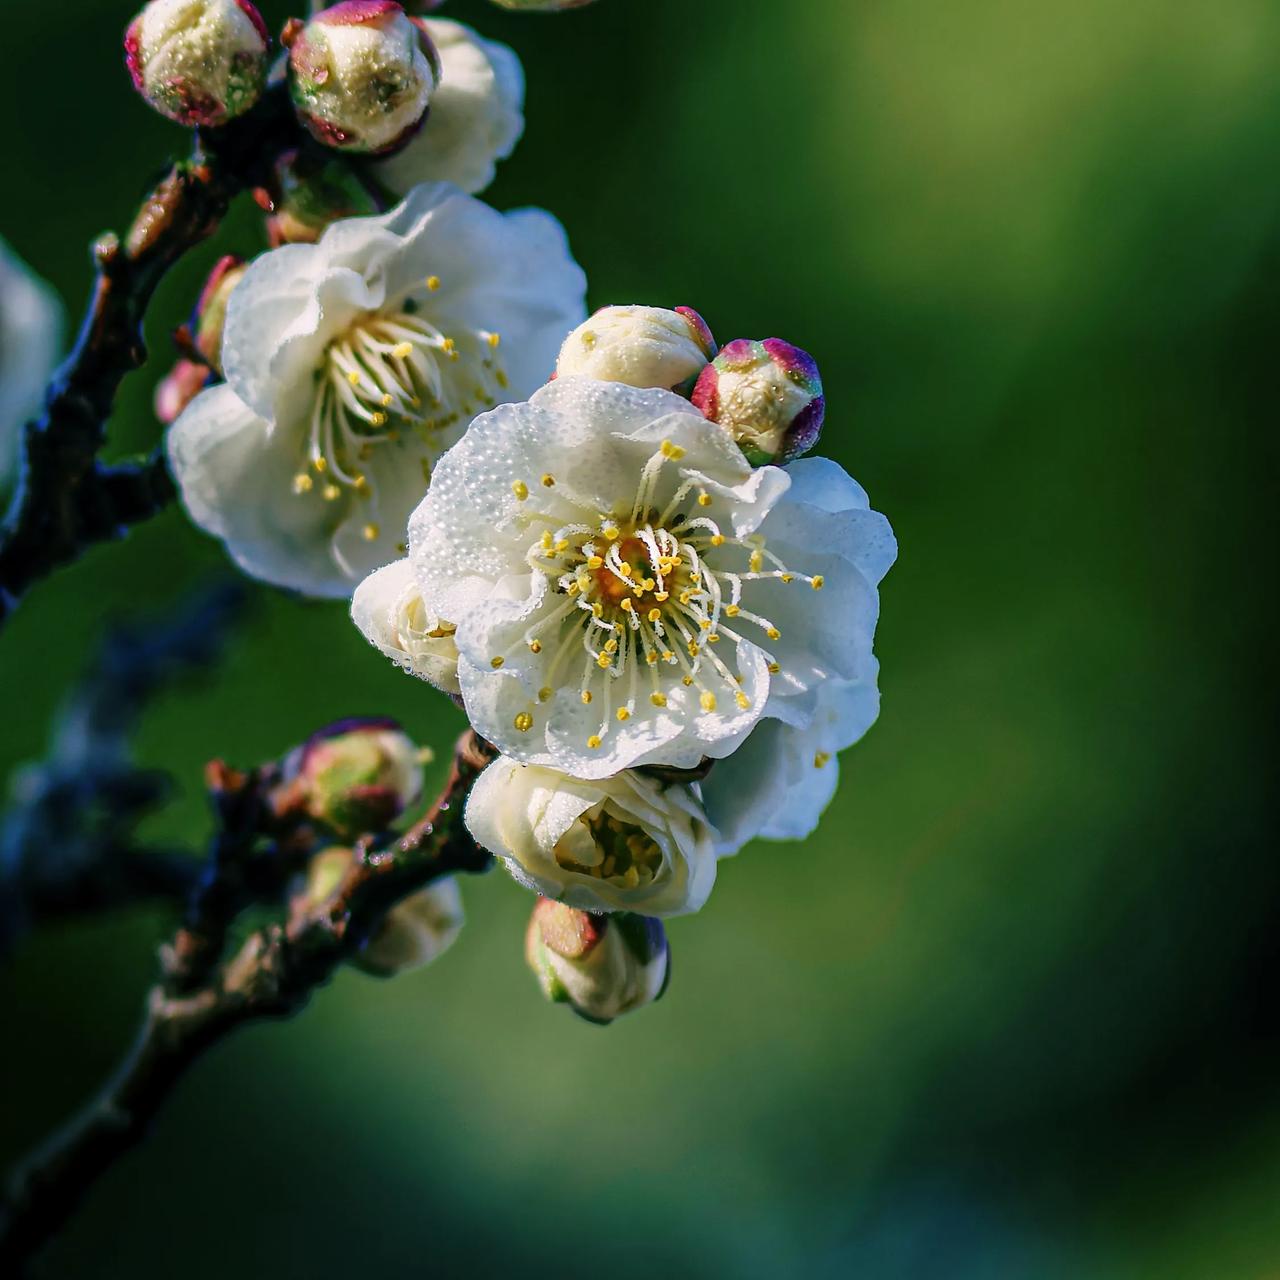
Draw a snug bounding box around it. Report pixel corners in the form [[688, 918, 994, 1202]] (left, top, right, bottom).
[[701, 669, 881, 855], [352, 557, 460, 695], [465, 756, 717, 916], [404, 378, 896, 779], [167, 182, 586, 597], [125, 0, 269, 128], [555, 305, 716, 394], [286, 1, 441, 155], [376, 18, 524, 197], [0, 238, 62, 488]]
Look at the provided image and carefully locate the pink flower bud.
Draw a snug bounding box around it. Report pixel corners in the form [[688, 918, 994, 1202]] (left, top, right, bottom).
[[192, 255, 246, 373], [691, 338, 825, 466], [125, 0, 269, 128]]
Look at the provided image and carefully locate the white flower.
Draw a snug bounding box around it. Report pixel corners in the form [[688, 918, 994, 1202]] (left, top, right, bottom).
[[0, 238, 62, 489], [701, 670, 881, 855], [465, 756, 717, 917], [375, 18, 524, 196], [167, 182, 586, 598], [404, 377, 896, 779], [351, 557, 460, 695]]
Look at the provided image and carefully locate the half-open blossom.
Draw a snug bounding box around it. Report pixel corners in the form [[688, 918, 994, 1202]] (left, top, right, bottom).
[[167, 182, 586, 597], [692, 338, 825, 466], [287, 2, 441, 155], [0, 238, 62, 488], [556, 306, 715, 394], [405, 378, 895, 778], [351, 557, 460, 695], [526, 899, 669, 1024], [465, 756, 717, 916], [701, 670, 881, 855], [125, 0, 269, 128], [375, 18, 524, 196]]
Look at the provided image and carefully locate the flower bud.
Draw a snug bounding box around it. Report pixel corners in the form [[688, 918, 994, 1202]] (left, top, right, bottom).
[[125, 0, 270, 128], [154, 357, 211, 424], [525, 899, 670, 1025], [303, 849, 465, 976], [556, 306, 716, 394], [286, 2, 441, 155], [292, 717, 425, 838], [262, 152, 382, 246], [193, 255, 246, 372], [691, 338, 825, 466]]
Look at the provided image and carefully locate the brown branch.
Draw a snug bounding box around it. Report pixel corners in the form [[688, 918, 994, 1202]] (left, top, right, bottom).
[[0, 731, 495, 1274], [0, 85, 303, 632]]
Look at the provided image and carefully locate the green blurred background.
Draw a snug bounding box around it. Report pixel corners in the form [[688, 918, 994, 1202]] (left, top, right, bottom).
[[3, 0, 1278, 1274]]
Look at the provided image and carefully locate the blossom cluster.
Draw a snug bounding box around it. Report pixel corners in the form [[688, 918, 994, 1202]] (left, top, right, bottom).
[[121, 0, 895, 1020]]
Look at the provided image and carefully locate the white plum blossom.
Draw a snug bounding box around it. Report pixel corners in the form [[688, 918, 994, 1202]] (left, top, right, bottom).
[[167, 182, 586, 597], [375, 18, 524, 196], [466, 756, 717, 917], [700, 669, 881, 855], [0, 237, 62, 489], [404, 377, 896, 780], [351, 557, 460, 695]]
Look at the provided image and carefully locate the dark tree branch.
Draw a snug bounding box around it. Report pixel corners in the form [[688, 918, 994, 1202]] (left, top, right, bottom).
[[0, 85, 304, 633], [0, 731, 495, 1274], [0, 585, 249, 955]]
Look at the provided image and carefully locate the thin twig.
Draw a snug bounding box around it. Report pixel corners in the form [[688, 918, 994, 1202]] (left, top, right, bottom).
[[0, 731, 495, 1274], [0, 85, 302, 632]]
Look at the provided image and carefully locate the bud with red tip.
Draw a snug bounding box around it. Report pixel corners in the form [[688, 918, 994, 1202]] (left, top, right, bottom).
[[556, 305, 716, 395], [285, 1, 441, 155], [125, 0, 270, 128], [692, 338, 825, 466], [525, 899, 670, 1025]]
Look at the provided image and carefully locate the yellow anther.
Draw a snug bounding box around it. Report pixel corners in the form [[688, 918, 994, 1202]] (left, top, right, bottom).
[[353, 474, 371, 495], [620, 599, 635, 613], [699, 618, 711, 630], [646, 651, 658, 665], [697, 493, 712, 507], [679, 591, 692, 606], [811, 575, 825, 591], [540, 530, 554, 550], [380, 393, 394, 407], [682, 676, 694, 687], [513, 712, 534, 733], [604, 638, 619, 654], [292, 473, 314, 495], [490, 656, 505, 669], [528, 639, 543, 654], [443, 338, 457, 356], [322, 484, 341, 502], [577, 575, 592, 592], [660, 439, 686, 461], [567, 581, 582, 596], [725, 605, 741, 617], [766, 627, 781, 641], [512, 481, 529, 501], [750, 552, 765, 572], [587, 735, 602, 750], [814, 751, 832, 769], [362, 523, 380, 542], [597, 653, 612, 669], [603, 525, 620, 541], [662, 650, 676, 662], [701, 692, 717, 712], [688, 642, 700, 657], [391, 342, 414, 360], [488, 333, 502, 349], [541, 473, 555, 487], [647, 608, 662, 623], [650, 693, 668, 708], [587, 555, 604, 570], [768, 662, 781, 675], [616, 708, 631, 722], [655, 592, 669, 603], [314, 456, 328, 473], [581, 690, 593, 705], [554, 538, 570, 553], [347, 370, 361, 386], [591, 602, 603, 618], [619, 563, 633, 577], [736, 692, 752, 709], [426, 275, 441, 291], [538, 687, 553, 702], [708, 634, 721, 644], [781, 573, 795, 584], [710, 534, 726, 547]]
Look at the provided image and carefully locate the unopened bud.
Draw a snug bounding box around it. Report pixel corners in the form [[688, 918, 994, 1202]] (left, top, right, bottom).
[[525, 899, 670, 1025], [556, 305, 715, 395], [192, 255, 246, 373], [302, 849, 464, 975], [293, 717, 424, 838], [692, 338, 825, 466], [286, 2, 441, 155], [125, 0, 270, 128], [261, 152, 382, 246]]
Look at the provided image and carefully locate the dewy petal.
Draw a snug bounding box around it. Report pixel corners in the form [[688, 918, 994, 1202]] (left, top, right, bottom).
[[167, 383, 357, 598], [701, 670, 882, 855], [351, 558, 460, 695], [0, 237, 62, 486], [374, 18, 524, 196], [465, 757, 718, 917]]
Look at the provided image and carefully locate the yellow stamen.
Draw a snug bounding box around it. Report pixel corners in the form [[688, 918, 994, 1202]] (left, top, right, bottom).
[[513, 712, 534, 733]]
